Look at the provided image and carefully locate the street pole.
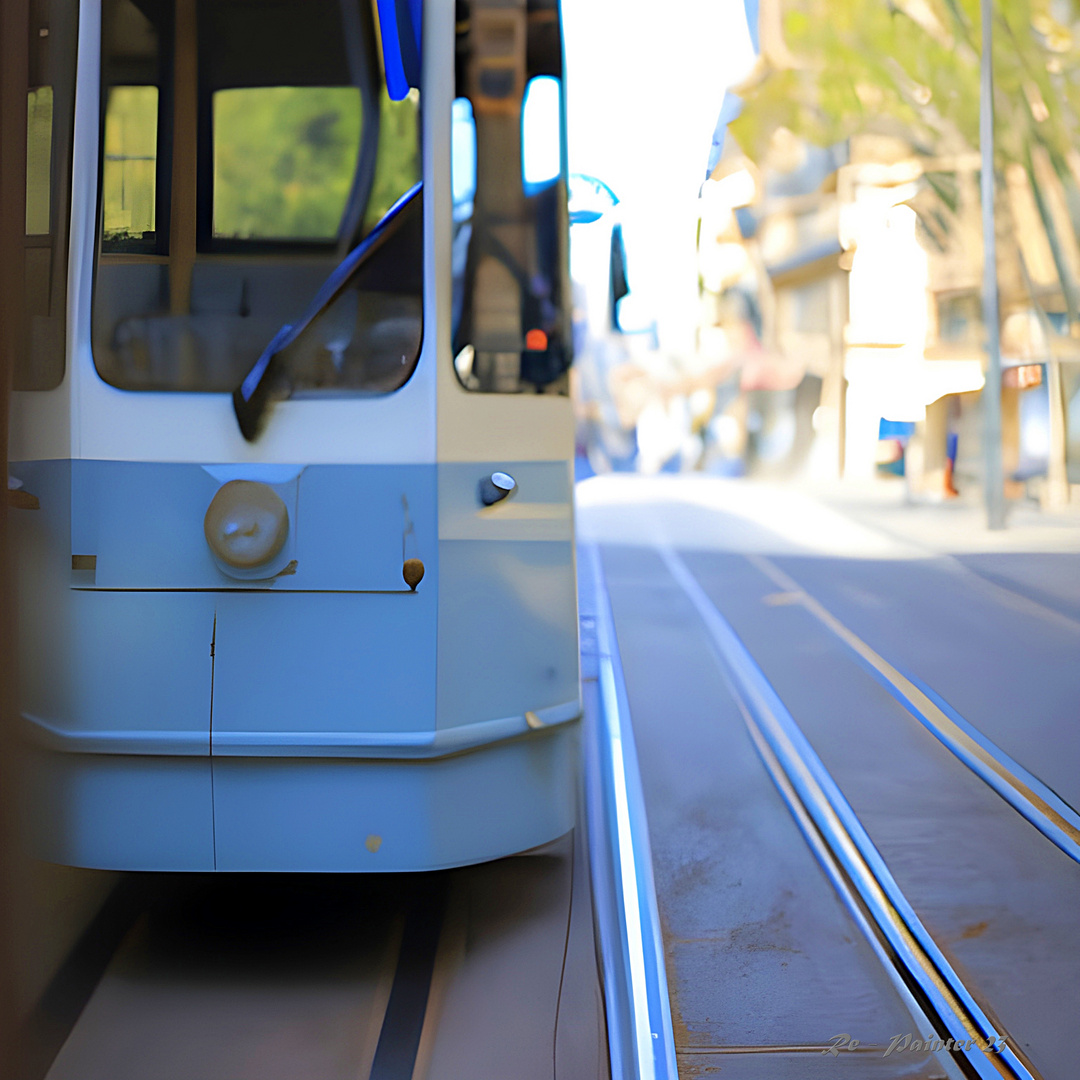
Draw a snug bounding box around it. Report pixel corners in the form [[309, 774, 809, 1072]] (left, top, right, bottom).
[[980, 0, 1006, 528]]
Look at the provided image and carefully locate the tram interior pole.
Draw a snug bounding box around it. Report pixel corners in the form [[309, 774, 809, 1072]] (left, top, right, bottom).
[[980, 0, 1006, 529]]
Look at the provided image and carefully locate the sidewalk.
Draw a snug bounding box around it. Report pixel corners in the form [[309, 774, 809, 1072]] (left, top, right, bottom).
[[575, 471, 1080, 624], [797, 476, 1080, 623], [801, 477, 1080, 556], [577, 472, 1080, 557]]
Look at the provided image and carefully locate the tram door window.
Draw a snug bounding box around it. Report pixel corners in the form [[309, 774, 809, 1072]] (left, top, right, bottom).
[[452, 0, 572, 394], [92, 0, 423, 396], [18, 0, 78, 390]]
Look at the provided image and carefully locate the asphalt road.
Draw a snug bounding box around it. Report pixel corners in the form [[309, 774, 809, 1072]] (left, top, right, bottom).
[[579, 475, 1080, 1080]]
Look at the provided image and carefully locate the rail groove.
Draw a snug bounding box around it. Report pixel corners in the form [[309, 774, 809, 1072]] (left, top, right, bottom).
[[748, 553, 1080, 865], [660, 544, 1040, 1080], [580, 544, 678, 1080]]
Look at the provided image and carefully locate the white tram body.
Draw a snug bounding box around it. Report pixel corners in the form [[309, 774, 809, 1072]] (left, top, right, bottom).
[[9, 0, 579, 870]]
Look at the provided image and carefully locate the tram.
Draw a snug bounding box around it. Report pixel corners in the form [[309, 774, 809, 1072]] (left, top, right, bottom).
[[8, 0, 579, 871]]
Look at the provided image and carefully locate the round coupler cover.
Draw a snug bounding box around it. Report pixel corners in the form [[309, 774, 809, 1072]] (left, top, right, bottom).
[[204, 480, 289, 569]]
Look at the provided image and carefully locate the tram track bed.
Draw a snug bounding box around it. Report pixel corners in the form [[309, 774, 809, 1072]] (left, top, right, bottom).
[[595, 545, 943, 1079], [597, 540, 1080, 1080], [30, 826, 608, 1080], [752, 552, 1080, 814], [37, 874, 409, 1080]]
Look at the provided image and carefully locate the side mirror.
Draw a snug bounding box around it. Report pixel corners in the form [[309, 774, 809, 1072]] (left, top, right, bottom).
[[569, 173, 619, 225]]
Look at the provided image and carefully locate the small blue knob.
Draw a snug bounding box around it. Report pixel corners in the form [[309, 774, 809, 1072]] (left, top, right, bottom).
[[478, 471, 517, 506]]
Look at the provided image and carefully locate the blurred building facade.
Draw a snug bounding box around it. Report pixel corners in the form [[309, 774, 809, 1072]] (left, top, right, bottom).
[[692, 0, 1080, 507], [698, 124, 1080, 504]]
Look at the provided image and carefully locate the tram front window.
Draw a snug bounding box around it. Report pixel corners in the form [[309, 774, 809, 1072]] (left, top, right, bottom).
[[92, 0, 422, 395], [211, 86, 361, 242]]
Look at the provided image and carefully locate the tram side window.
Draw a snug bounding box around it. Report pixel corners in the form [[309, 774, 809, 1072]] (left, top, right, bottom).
[[452, 0, 572, 394], [102, 85, 159, 248], [99, 0, 167, 256], [18, 0, 78, 391], [26, 87, 53, 236], [91, 0, 423, 395]]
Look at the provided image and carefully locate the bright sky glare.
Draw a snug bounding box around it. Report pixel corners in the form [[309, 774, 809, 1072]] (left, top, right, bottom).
[[563, 0, 756, 193], [522, 76, 563, 188], [562, 0, 758, 357]]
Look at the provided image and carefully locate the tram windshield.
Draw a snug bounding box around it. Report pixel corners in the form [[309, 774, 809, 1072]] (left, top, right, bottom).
[[91, 0, 423, 394]]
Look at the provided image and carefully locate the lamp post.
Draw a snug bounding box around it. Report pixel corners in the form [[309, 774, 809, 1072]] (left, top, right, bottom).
[[980, 0, 1006, 529]]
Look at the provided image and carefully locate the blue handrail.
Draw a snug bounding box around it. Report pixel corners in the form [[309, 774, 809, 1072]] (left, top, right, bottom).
[[377, 0, 422, 102]]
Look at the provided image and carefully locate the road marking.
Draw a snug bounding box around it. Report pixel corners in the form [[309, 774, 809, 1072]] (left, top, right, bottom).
[[762, 590, 803, 606], [746, 553, 1080, 864], [659, 544, 1038, 1080]]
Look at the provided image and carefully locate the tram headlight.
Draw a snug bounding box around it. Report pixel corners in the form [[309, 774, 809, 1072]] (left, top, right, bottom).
[[204, 480, 289, 570]]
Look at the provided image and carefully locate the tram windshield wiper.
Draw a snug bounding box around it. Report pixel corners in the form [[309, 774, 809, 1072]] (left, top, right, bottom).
[[232, 182, 422, 442]]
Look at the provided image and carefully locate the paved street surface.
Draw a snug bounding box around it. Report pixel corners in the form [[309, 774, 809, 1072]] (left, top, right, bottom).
[[39, 836, 607, 1080], [578, 475, 1080, 1080]]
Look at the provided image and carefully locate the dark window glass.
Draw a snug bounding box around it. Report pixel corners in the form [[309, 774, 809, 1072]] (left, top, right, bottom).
[[18, 0, 78, 390], [92, 0, 422, 394], [452, 0, 572, 394]]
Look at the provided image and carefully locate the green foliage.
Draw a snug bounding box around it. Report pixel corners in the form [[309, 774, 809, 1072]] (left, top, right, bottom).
[[26, 86, 54, 235], [363, 89, 421, 232], [213, 86, 362, 240], [212, 85, 419, 241], [101, 81, 419, 247], [732, 0, 1080, 172]]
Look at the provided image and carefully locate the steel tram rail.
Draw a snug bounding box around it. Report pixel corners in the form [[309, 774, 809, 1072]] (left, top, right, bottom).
[[580, 544, 678, 1080], [745, 553, 1080, 866], [660, 544, 1041, 1080]]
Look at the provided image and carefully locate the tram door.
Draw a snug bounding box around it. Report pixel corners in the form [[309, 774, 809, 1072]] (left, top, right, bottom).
[[435, 0, 580, 737]]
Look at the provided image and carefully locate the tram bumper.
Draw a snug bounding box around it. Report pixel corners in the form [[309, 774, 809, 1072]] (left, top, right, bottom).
[[26, 721, 578, 871], [16, 460, 580, 871]]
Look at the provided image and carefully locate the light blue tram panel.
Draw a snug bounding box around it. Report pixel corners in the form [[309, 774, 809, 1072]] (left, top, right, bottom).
[[8, 0, 578, 872]]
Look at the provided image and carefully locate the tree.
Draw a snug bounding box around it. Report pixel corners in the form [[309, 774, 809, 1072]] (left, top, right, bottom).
[[733, 0, 1080, 502], [732, 0, 1080, 320]]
